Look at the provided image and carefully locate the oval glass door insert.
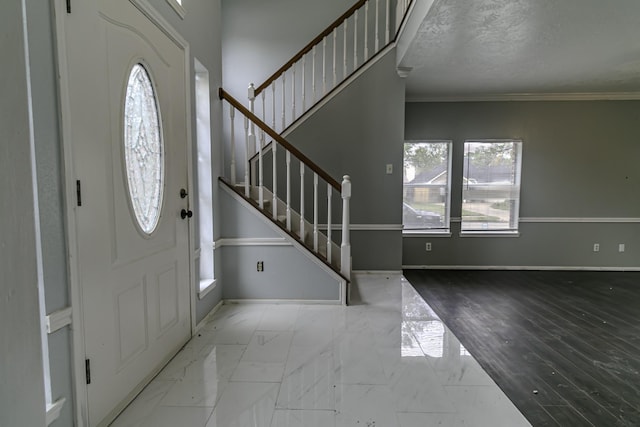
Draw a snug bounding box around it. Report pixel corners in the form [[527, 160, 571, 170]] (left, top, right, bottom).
[[123, 63, 164, 234]]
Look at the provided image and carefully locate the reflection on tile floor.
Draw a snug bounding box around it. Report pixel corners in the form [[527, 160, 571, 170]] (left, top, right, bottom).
[[110, 273, 531, 427]]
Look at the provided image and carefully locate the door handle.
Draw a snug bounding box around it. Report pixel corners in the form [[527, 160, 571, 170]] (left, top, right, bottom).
[[180, 188, 188, 199], [180, 209, 193, 219]]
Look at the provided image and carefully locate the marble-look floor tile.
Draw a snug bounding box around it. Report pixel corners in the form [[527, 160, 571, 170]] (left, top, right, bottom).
[[445, 385, 531, 426], [334, 384, 400, 427], [277, 348, 335, 410], [110, 274, 530, 427], [139, 406, 213, 427], [397, 412, 459, 427], [160, 377, 227, 407], [258, 305, 300, 331], [231, 361, 285, 383], [201, 305, 265, 345], [241, 330, 293, 363], [157, 344, 245, 382], [333, 331, 387, 385], [109, 380, 174, 427], [205, 382, 279, 427], [270, 409, 336, 427]]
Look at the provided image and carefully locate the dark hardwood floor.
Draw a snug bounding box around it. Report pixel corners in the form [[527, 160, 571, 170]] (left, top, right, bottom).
[[403, 269, 640, 427]]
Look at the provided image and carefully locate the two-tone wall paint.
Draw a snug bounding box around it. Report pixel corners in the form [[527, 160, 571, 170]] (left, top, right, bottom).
[[403, 101, 640, 269]]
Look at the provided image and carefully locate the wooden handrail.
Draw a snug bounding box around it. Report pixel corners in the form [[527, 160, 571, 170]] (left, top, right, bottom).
[[219, 88, 342, 191], [254, 0, 368, 95]]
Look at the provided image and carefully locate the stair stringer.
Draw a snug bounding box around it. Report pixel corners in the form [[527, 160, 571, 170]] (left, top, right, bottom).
[[220, 179, 348, 305]]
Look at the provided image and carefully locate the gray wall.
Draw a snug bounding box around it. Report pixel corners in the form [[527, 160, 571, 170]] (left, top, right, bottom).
[[1, 1, 47, 425], [221, 0, 353, 100], [404, 101, 640, 268], [219, 186, 341, 301], [287, 51, 406, 270]]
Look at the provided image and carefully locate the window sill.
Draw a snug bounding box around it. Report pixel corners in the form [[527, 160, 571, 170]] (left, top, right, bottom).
[[46, 398, 65, 426], [198, 279, 218, 300], [459, 231, 520, 237], [403, 230, 451, 237]]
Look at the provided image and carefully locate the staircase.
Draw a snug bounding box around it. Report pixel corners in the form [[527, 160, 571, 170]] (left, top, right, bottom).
[[219, 0, 415, 302]]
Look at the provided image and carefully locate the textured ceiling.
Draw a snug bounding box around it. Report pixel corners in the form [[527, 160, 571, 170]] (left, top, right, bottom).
[[399, 0, 640, 99]]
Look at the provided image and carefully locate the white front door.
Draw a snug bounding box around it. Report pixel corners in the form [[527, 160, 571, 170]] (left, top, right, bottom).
[[59, 0, 192, 425]]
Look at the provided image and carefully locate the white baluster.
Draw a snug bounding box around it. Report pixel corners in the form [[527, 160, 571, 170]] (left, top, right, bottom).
[[286, 151, 291, 231], [313, 173, 319, 251], [302, 55, 306, 112], [229, 105, 236, 185], [364, 1, 369, 61], [327, 184, 332, 262], [261, 91, 266, 148], [258, 128, 264, 209], [292, 62, 296, 121], [354, 10, 358, 69], [312, 45, 317, 104], [300, 165, 305, 240], [332, 28, 337, 88], [375, 0, 380, 52], [343, 20, 348, 77], [272, 144, 278, 220], [248, 84, 256, 155], [341, 175, 351, 279], [322, 37, 327, 95], [243, 116, 249, 198], [271, 81, 276, 129], [281, 73, 286, 131], [385, 0, 390, 44]]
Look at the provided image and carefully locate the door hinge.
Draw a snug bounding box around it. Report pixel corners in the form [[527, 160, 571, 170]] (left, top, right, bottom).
[[66, 0, 71, 13], [76, 180, 82, 206], [85, 359, 91, 385]]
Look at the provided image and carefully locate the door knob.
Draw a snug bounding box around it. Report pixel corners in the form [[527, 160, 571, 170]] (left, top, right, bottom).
[[180, 209, 193, 219], [180, 188, 188, 199]]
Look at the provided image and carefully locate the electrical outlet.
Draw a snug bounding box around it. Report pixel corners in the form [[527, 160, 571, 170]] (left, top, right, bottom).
[[257, 261, 264, 272], [425, 242, 432, 251], [593, 243, 600, 252], [619, 244, 625, 252], [386, 164, 393, 174]]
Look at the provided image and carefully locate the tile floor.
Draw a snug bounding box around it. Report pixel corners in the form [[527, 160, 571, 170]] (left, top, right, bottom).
[[110, 273, 531, 426]]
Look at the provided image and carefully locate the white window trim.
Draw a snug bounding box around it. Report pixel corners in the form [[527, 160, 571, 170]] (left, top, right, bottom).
[[460, 139, 523, 235], [403, 140, 453, 233], [165, 0, 185, 19]]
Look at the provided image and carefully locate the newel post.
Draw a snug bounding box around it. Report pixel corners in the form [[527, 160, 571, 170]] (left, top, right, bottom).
[[340, 175, 352, 279]]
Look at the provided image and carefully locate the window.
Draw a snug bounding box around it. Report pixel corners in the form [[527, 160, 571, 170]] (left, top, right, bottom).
[[194, 59, 216, 298], [123, 63, 164, 235], [403, 141, 452, 233], [461, 140, 522, 233]]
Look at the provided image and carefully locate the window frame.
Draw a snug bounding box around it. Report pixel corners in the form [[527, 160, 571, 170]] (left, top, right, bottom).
[[166, 0, 185, 19], [402, 140, 453, 235], [460, 139, 523, 236]]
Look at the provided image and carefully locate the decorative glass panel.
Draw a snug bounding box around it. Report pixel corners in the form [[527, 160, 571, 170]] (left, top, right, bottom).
[[124, 64, 164, 234]]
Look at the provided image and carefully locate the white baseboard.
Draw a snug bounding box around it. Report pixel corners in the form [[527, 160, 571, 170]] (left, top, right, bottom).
[[402, 265, 640, 272], [352, 270, 403, 275], [224, 298, 341, 305]]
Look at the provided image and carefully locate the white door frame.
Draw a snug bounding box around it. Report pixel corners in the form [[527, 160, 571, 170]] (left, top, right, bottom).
[[52, 0, 196, 425]]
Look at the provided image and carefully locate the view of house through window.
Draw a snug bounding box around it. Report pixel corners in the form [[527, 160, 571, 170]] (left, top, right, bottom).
[[462, 140, 522, 232], [403, 141, 451, 232]]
